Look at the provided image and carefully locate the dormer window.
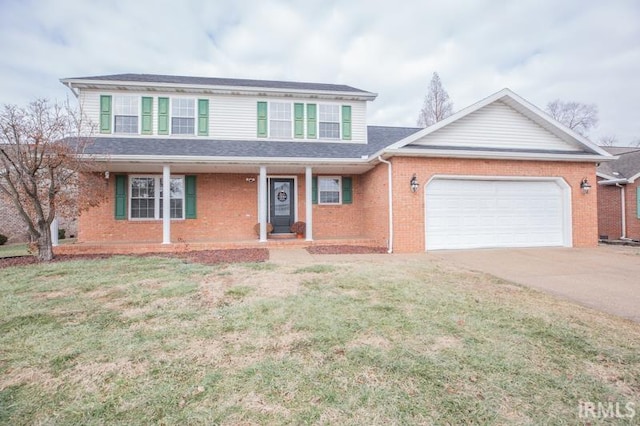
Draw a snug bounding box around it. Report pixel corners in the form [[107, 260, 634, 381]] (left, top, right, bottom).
[[171, 98, 196, 135], [319, 105, 340, 139], [269, 102, 292, 139], [113, 96, 139, 134]]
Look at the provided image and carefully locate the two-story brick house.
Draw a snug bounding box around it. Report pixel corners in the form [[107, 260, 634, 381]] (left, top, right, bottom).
[[60, 74, 612, 252]]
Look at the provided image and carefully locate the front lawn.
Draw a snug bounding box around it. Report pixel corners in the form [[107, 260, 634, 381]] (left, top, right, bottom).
[[1, 255, 638, 424]]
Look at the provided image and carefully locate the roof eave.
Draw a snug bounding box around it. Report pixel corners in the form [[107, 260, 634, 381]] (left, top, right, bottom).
[[60, 78, 378, 101], [78, 154, 372, 165], [383, 147, 613, 162]]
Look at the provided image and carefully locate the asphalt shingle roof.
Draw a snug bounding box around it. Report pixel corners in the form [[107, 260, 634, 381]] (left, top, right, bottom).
[[66, 73, 372, 94], [80, 126, 421, 160], [598, 147, 640, 179]]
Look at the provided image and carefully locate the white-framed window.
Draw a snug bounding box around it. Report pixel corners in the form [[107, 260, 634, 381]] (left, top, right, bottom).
[[319, 104, 340, 139], [129, 175, 185, 220], [114, 96, 139, 134], [171, 98, 195, 135], [269, 102, 292, 138], [318, 176, 341, 204]]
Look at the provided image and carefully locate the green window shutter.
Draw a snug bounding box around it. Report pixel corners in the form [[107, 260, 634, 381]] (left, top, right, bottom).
[[99, 95, 112, 134], [342, 177, 353, 204], [141, 97, 153, 134], [294, 103, 304, 138], [312, 176, 318, 204], [341, 105, 352, 140], [637, 187, 640, 219], [198, 99, 209, 136], [115, 175, 127, 220], [158, 97, 169, 135], [185, 175, 197, 219], [307, 104, 317, 139], [257, 101, 268, 137]]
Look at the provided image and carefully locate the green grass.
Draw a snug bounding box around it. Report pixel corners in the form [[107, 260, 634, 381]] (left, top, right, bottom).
[[1, 256, 639, 424], [0, 243, 29, 258]]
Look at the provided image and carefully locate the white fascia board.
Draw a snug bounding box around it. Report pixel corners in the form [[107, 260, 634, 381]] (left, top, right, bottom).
[[80, 154, 370, 166], [598, 178, 629, 186], [627, 172, 640, 183], [385, 88, 613, 158], [596, 171, 619, 180], [60, 78, 378, 101], [382, 147, 612, 162]]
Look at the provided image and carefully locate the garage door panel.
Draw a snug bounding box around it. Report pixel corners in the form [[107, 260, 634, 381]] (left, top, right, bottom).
[[426, 179, 567, 250]]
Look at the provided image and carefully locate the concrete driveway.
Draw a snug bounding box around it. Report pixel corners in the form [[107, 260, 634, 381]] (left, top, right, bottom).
[[431, 245, 640, 322]]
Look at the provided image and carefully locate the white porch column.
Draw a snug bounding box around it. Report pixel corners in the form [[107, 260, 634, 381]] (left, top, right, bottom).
[[305, 166, 313, 241], [50, 217, 59, 247], [258, 166, 268, 242], [162, 164, 171, 244]]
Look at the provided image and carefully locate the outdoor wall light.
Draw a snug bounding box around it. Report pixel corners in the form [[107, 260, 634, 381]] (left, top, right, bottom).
[[410, 174, 419, 193], [580, 177, 592, 194]]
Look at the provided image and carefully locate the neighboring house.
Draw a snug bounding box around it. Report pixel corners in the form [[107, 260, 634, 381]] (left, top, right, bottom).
[[59, 74, 612, 252], [597, 147, 640, 241], [0, 198, 77, 244]]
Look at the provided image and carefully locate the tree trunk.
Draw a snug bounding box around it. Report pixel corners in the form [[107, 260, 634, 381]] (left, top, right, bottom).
[[36, 222, 54, 261]]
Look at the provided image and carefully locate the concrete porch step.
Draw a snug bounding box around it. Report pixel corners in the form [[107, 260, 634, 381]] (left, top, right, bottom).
[[268, 233, 301, 240]]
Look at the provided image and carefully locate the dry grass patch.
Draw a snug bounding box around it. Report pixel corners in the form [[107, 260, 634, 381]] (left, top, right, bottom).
[[1, 255, 639, 424]]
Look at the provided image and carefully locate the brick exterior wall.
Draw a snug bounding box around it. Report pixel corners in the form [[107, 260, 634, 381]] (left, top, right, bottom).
[[0, 200, 29, 243], [625, 182, 640, 240], [389, 157, 599, 252], [0, 198, 78, 243], [599, 178, 640, 241], [78, 159, 599, 252], [79, 173, 370, 243]]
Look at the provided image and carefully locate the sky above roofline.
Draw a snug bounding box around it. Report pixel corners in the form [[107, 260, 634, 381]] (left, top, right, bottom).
[[1, 0, 638, 145]]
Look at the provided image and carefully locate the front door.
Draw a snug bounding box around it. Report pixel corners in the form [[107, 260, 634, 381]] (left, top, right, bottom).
[[270, 178, 295, 233]]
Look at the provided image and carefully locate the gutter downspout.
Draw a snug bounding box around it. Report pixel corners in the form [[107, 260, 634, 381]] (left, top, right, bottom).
[[378, 156, 393, 253], [64, 82, 79, 98], [616, 183, 627, 239]]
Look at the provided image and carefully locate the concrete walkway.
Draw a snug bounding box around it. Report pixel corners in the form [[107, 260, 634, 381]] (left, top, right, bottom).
[[431, 246, 640, 322]]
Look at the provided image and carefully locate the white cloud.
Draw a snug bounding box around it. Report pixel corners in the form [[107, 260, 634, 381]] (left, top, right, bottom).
[[0, 0, 638, 143]]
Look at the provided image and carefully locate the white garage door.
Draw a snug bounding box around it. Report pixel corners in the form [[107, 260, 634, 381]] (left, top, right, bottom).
[[425, 179, 569, 250]]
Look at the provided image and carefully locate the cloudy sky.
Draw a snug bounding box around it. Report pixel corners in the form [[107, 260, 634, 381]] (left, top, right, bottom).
[[1, 0, 638, 144]]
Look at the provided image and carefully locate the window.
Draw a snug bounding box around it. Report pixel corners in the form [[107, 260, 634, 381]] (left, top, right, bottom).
[[129, 176, 185, 219], [269, 102, 292, 138], [114, 96, 139, 134], [159, 178, 184, 219], [171, 98, 195, 135], [319, 104, 340, 139], [318, 177, 341, 204]]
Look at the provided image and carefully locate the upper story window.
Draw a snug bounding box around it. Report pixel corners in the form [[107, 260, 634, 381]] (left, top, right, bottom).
[[269, 102, 292, 139], [319, 105, 340, 139], [113, 96, 139, 134], [171, 98, 195, 135]]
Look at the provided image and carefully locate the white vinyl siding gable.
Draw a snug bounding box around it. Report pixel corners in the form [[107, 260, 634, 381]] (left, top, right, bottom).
[[410, 101, 584, 152]]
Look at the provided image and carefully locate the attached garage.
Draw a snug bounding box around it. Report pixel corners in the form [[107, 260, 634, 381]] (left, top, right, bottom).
[[425, 177, 572, 250]]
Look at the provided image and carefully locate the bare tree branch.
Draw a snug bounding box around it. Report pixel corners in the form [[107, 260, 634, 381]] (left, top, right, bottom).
[[0, 99, 105, 261], [417, 72, 454, 127], [546, 99, 598, 136]]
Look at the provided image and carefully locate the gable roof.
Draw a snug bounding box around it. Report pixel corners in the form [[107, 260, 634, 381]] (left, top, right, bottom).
[[382, 88, 612, 162], [597, 147, 640, 183], [61, 73, 377, 100]]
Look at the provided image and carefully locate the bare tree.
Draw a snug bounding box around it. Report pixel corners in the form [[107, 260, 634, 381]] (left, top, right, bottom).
[[546, 99, 598, 136], [0, 99, 104, 261], [417, 72, 454, 127], [598, 135, 618, 146]]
